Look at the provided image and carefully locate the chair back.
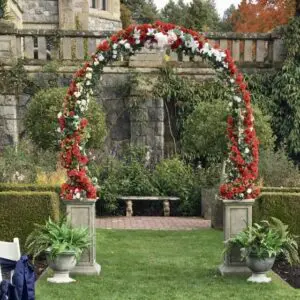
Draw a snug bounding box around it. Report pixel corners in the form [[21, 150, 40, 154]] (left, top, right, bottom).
[[0, 238, 21, 282]]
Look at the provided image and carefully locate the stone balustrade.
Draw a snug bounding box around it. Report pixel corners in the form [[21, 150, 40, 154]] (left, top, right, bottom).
[[0, 27, 286, 69]]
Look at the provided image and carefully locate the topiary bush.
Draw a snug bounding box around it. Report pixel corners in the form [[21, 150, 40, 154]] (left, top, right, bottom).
[[253, 192, 300, 236], [25, 87, 107, 151], [0, 191, 60, 251], [182, 101, 274, 162]]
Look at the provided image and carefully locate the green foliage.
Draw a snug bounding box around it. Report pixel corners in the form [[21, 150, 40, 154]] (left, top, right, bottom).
[[0, 183, 60, 193], [253, 192, 300, 237], [0, 59, 31, 94], [219, 4, 236, 32], [182, 101, 274, 162], [25, 87, 107, 151], [225, 218, 299, 264], [160, 0, 220, 31], [259, 148, 300, 187], [120, 3, 133, 28], [152, 157, 200, 215], [26, 217, 89, 261], [246, 18, 300, 162], [0, 140, 58, 183], [0, 0, 9, 20], [0, 191, 60, 251], [99, 147, 158, 215], [121, 0, 158, 23]]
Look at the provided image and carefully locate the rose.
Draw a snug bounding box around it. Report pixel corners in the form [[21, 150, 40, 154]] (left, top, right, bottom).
[[98, 39, 110, 52]]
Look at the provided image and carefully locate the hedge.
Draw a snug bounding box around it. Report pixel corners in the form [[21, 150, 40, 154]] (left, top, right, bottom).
[[0, 183, 61, 193], [253, 192, 300, 236], [261, 187, 300, 193], [0, 191, 60, 252]]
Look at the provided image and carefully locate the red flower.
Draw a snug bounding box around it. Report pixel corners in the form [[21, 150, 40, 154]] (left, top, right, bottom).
[[80, 118, 88, 129], [98, 39, 110, 52]]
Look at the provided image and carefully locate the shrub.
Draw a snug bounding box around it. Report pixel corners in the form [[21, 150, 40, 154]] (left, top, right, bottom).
[[182, 101, 274, 162], [0, 140, 58, 183], [253, 192, 300, 236], [259, 148, 300, 187], [99, 147, 158, 215], [25, 87, 107, 151], [152, 157, 200, 216], [0, 192, 60, 251]]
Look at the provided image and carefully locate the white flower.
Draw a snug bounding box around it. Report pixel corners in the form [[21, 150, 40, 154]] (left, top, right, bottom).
[[247, 188, 252, 194], [154, 32, 169, 49], [112, 43, 118, 49], [133, 28, 141, 40], [228, 102, 233, 107], [147, 28, 155, 36], [81, 99, 87, 106], [124, 43, 131, 50], [86, 67, 93, 72], [249, 127, 254, 132], [93, 59, 99, 66], [167, 30, 177, 45], [245, 148, 250, 154], [98, 54, 105, 61], [135, 39, 141, 45], [75, 192, 81, 199], [57, 127, 61, 133], [74, 91, 81, 98], [230, 78, 235, 84], [85, 72, 92, 80], [57, 112, 62, 119], [119, 39, 127, 45], [233, 96, 242, 103], [85, 80, 91, 86]]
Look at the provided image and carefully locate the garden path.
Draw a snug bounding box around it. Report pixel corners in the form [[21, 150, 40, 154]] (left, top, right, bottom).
[[95, 217, 211, 230]]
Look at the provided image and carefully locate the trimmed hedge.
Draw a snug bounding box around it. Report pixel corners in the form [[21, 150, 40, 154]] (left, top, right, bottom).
[[253, 192, 300, 236], [261, 187, 300, 193], [0, 191, 60, 252], [0, 183, 61, 193]]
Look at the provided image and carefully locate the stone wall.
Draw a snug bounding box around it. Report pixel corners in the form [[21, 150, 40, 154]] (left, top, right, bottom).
[[88, 16, 121, 31], [22, 0, 59, 29]]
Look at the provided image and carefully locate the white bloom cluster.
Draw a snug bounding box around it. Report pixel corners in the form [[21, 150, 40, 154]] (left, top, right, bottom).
[[154, 32, 169, 49], [200, 43, 227, 66]]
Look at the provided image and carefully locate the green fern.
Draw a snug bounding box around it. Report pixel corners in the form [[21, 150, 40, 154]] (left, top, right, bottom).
[[25, 216, 90, 262]]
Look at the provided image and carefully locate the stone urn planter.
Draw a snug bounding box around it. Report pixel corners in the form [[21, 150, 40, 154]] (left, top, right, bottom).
[[46, 250, 77, 283], [246, 256, 275, 283]]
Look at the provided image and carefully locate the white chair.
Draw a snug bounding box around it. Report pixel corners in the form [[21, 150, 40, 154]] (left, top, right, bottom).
[[0, 238, 21, 282]]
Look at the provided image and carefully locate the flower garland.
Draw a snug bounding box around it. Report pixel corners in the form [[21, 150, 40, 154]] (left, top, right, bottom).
[[58, 21, 260, 201]]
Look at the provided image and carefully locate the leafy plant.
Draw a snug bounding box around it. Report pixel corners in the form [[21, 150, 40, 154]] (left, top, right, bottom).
[[182, 100, 274, 162], [225, 217, 300, 264], [25, 217, 90, 261], [25, 87, 107, 151], [152, 157, 199, 215]]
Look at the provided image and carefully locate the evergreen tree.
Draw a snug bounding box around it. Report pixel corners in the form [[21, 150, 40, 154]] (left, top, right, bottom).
[[219, 4, 237, 32]]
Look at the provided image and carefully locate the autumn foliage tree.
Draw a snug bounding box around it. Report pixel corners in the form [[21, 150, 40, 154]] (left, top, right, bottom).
[[231, 0, 296, 32]]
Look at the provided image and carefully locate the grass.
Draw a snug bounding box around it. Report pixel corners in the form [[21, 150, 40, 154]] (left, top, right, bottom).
[[36, 229, 300, 300]]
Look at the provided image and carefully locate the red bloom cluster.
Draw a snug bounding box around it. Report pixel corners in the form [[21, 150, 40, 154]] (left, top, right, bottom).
[[220, 50, 260, 200]]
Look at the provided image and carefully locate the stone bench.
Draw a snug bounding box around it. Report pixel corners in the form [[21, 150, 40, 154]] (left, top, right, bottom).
[[118, 196, 180, 217]]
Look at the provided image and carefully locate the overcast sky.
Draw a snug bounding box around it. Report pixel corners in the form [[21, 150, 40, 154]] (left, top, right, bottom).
[[154, 0, 241, 17]]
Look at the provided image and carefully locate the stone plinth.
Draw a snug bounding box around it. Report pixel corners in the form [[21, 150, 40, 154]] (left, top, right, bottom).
[[219, 198, 255, 275], [63, 199, 101, 275]]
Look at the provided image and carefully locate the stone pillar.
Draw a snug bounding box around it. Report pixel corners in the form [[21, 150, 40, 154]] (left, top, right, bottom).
[[59, 0, 89, 30], [219, 199, 255, 275], [64, 200, 101, 275]]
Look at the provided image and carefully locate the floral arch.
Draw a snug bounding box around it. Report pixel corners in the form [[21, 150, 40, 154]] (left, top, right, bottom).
[[58, 21, 260, 202]]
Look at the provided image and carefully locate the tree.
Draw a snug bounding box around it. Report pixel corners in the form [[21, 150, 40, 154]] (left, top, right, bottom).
[[219, 4, 236, 32], [160, 0, 188, 26], [297, 0, 300, 16], [161, 0, 220, 31], [231, 0, 296, 32], [121, 0, 159, 24], [120, 3, 133, 28]]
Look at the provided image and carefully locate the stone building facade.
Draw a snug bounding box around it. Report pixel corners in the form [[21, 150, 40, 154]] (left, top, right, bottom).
[[6, 0, 121, 31]]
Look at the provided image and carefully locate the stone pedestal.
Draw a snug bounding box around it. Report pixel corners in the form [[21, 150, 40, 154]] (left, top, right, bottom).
[[64, 199, 101, 275], [219, 198, 255, 275]]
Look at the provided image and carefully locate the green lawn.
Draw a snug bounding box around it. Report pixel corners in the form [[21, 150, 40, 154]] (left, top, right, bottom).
[[36, 229, 300, 300]]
